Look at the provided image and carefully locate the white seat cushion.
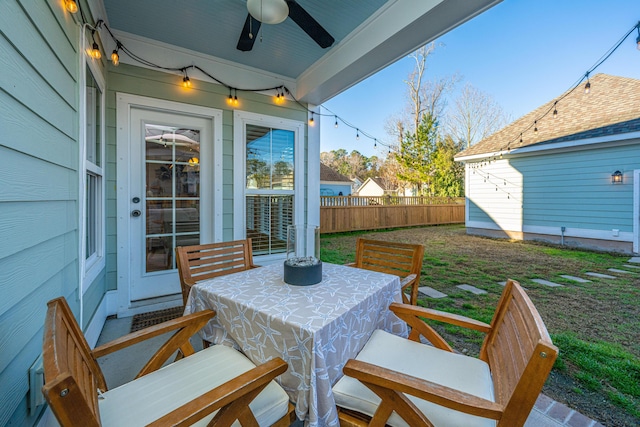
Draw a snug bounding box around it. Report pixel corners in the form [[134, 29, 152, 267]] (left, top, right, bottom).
[[332, 329, 496, 427], [99, 345, 290, 427]]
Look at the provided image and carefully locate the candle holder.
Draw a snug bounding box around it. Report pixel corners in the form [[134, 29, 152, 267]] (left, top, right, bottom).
[[283, 225, 322, 286]]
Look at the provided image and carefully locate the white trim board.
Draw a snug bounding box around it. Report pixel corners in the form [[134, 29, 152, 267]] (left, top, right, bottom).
[[634, 169, 639, 253], [115, 93, 223, 316]]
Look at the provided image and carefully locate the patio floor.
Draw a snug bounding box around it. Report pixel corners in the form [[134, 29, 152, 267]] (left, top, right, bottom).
[[95, 314, 603, 427]]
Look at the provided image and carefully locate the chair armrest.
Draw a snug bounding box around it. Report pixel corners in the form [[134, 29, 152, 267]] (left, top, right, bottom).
[[343, 359, 503, 421], [146, 358, 288, 427], [389, 303, 491, 351], [399, 273, 418, 288], [390, 303, 491, 332], [92, 310, 216, 377]]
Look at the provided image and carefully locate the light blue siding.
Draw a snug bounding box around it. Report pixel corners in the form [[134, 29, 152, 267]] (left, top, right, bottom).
[[516, 144, 637, 232], [320, 183, 352, 196], [467, 141, 638, 245], [0, 1, 82, 425], [105, 63, 308, 291]]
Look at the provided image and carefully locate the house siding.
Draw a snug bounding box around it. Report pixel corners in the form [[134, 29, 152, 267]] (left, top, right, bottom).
[[105, 63, 308, 290], [0, 1, 81, 425], [466, 140, 639, 251]]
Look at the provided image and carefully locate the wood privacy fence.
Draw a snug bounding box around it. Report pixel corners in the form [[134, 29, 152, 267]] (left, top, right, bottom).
[[320, 196, 465, 234]]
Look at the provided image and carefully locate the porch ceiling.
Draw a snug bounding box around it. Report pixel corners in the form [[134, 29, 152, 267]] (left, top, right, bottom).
[[101, 0, 502, 104]]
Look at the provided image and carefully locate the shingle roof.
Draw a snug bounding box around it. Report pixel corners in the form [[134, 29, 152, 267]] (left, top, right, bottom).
[[456, 74, 640, 159], [320, 163, 352, 182]]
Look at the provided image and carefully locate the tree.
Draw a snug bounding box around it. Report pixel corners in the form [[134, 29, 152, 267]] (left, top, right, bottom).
[[396, 112, 439, 195], [431, 135, 464, 197], [446, 82, 510, 149]]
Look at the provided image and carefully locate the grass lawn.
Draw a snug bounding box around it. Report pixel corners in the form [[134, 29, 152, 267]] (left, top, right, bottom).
[[321, 224, 640, 427]]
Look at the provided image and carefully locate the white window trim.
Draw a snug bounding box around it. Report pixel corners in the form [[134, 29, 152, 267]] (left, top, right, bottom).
[[233, 111, 305, 262], [79, 41, 106, 295]]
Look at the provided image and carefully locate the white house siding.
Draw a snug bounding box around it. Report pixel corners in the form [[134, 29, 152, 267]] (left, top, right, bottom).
[[466, 141, 639, 251], [466, 160, 524, 233], [0, 1, 81, 425]]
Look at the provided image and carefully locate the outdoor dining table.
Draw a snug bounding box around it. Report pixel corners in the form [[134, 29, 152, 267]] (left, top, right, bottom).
[[184, 261, 408, 427]]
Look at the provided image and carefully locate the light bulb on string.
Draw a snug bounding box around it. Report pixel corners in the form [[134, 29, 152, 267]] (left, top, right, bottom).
[[227, 89, 233, 105], [374, 139, 377, 148], [233, 92, 239, 106], [356, 129, 360, 140], [553, 101, 558, 118], [334, 116, 338, 128], [65, 0, 78, 13], [111, 49, 119, 66], [636, 25, 640, 50], [584, 73, 591, 94], [182, 75, 191, 88], [308, 112, 315, 126], [534, 120, 538, 135]]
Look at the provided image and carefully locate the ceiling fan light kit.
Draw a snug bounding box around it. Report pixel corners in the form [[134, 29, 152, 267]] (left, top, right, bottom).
[[238, 0, 335, 51], [247, 0, 289, 25]]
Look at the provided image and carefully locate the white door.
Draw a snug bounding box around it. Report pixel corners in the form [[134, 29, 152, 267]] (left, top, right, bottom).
[[128, 108, 213, 301]]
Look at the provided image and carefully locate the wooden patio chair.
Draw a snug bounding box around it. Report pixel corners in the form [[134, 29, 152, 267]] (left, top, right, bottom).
[[332, 280, 558, 427], [348, 238, 424, 305], [176, 238, 259, 306], [42, 297, 294, 427]]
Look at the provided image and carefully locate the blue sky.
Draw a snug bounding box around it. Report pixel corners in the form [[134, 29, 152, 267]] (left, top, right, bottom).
[[319, 0, 640, 158]]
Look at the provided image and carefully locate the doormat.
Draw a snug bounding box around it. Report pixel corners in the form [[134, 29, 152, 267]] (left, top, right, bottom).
[[130, 306, 184, 333]]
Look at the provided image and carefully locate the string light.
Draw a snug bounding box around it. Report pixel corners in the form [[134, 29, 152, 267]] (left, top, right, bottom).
[[553, 101, 558, 118], [356, 129, 360, 140], [308, 112, 315, 126], [334, 116, 338, 128], [584, 72, 591, 94], [90, 41, 101, 59], [227, 89, 233, 105], [111, 42, 120, 66], [534, 120, 538, 135], [637, 24, 640, 50], [65, 0, 78, 13], [182, 69, 191, 88]]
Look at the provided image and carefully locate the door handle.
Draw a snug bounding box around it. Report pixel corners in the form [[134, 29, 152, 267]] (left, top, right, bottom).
[[131, 210, 142, 217]]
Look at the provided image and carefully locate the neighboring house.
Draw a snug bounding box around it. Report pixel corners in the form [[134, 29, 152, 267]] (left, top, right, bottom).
[[351, 176, 364, 193], [320, 163, 352, 196], [455, 74, 640, 254], [356, 177, 398, 197], [0, 0, 502, 424]]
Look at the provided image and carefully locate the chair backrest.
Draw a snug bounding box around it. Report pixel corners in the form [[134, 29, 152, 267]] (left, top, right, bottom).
[[176, 239, 255, 305], [42, 297, 106, 426], [481, 280, 558, 426], [354, 238, 424, 304]]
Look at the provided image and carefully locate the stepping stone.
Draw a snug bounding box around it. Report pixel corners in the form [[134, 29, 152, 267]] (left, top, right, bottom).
[[560, 275, 591, 283], [585, 272, 617, 279], [531, 279, 563, 287], [628, 257, 640, 264], [624, 264, 640, 269], [456, 284, 487, 295], [418, 286, 447, 299], [608, 268, 635, 274]]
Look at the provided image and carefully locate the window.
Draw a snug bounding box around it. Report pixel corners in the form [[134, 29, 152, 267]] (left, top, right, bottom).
[[234, 112, 304, 258], [83, 63, 105, 285]]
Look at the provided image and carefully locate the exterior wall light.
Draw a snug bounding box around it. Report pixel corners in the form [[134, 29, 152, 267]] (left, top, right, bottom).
[[611, 170, 623, 184]]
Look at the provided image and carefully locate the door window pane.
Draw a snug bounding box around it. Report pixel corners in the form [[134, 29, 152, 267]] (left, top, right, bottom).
[[144, 124, 201, 272]]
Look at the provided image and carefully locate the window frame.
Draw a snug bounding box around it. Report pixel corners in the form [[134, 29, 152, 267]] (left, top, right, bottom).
[[80, 50, 106, 293], [233, 111, 305, 263]]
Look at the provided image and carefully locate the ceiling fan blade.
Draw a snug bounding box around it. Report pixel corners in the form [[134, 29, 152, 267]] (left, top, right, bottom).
[[237, 14, 262, 51], [286, 1, 334, 48]]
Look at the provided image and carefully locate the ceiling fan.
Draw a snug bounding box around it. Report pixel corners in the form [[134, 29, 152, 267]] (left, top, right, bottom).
[[237, 0, 335, 51]]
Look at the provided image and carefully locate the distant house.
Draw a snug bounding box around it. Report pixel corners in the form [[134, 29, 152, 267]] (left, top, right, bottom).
[[356, 177, 398, 197], [351, 176, 364, 193], [455, 74, 640, 254], [320, 163, 352, 196]]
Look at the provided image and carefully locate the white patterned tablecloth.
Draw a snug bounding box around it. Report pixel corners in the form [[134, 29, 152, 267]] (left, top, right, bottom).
[[185, 262, 408, 427]]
